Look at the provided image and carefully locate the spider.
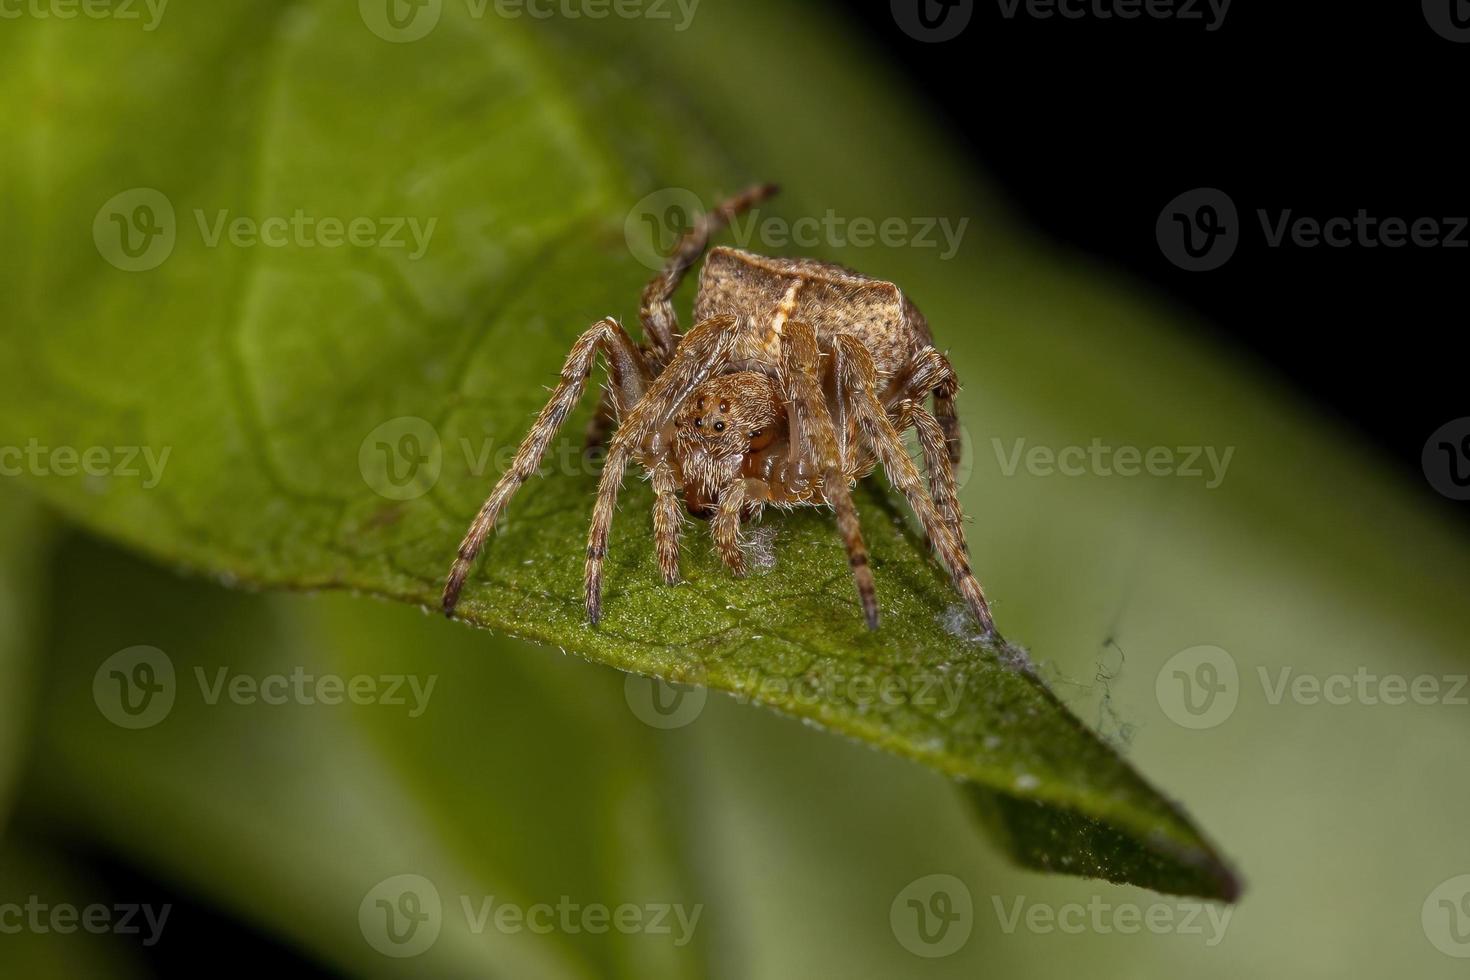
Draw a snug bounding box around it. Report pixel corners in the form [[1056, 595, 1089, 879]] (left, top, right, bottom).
[[442, 185, 994, 634]]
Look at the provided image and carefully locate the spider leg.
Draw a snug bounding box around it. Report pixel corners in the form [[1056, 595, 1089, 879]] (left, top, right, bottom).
[[897, 398, 969, 554], [651, 459, 684, 584], [835, 335, 994, 634], [640, 183, 778, 363], [893, 345, 963, 466], [782, 321, 880, 630], [933, 378, 963, 466], [443, 317, 651, 616], [711, 478, 770, 577], [584, 343, 662, 453], [895, 297, 963, 465], [586, 314, 742, 624], [712, 478, 749, 577]]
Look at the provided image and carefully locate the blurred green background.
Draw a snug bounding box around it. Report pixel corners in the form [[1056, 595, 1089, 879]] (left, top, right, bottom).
[[2, 1, 1469, 977]]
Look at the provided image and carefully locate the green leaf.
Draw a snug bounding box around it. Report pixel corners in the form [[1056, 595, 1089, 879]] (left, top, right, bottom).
[[0, 1, 1236, 896], [29, 535, 707, 979]]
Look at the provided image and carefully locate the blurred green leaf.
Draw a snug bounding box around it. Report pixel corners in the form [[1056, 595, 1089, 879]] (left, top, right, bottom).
[[0, 490, 47, 832], [0, 1, 1236, 896], [0, 836, 148, 979], [29, 535, 707, 979]]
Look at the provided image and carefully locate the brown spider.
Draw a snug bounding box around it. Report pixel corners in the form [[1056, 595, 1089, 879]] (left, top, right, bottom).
[[443, 185, 994, 633]]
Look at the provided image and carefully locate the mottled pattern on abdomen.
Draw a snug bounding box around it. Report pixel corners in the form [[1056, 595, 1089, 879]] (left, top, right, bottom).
[[693, 247, 920, 382]]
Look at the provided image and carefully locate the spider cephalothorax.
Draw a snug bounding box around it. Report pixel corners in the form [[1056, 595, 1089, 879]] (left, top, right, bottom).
[[443, 185, 994, 634], [672, 372, 784, 515]]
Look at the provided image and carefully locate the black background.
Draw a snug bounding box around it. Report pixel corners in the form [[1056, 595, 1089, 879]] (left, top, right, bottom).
[[849, 0, 1466, 521], [76, 3, 1469, 977]]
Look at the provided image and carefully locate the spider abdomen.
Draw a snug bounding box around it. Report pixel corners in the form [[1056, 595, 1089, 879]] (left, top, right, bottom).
[[694, 247, 922, 382]]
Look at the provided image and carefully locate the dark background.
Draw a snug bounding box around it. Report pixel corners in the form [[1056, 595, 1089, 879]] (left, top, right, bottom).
[[81, 3, 1468, 977], [849, 0, 1467, 521]]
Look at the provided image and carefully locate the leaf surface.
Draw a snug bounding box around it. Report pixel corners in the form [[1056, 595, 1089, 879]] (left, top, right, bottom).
[[0, 0, 1237, 897]]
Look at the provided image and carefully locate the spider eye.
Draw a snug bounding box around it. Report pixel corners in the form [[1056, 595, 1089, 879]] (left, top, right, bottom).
[[749, 429, 761, 438], [693, 418, 702, 428], [713, 421, 725, 433]]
